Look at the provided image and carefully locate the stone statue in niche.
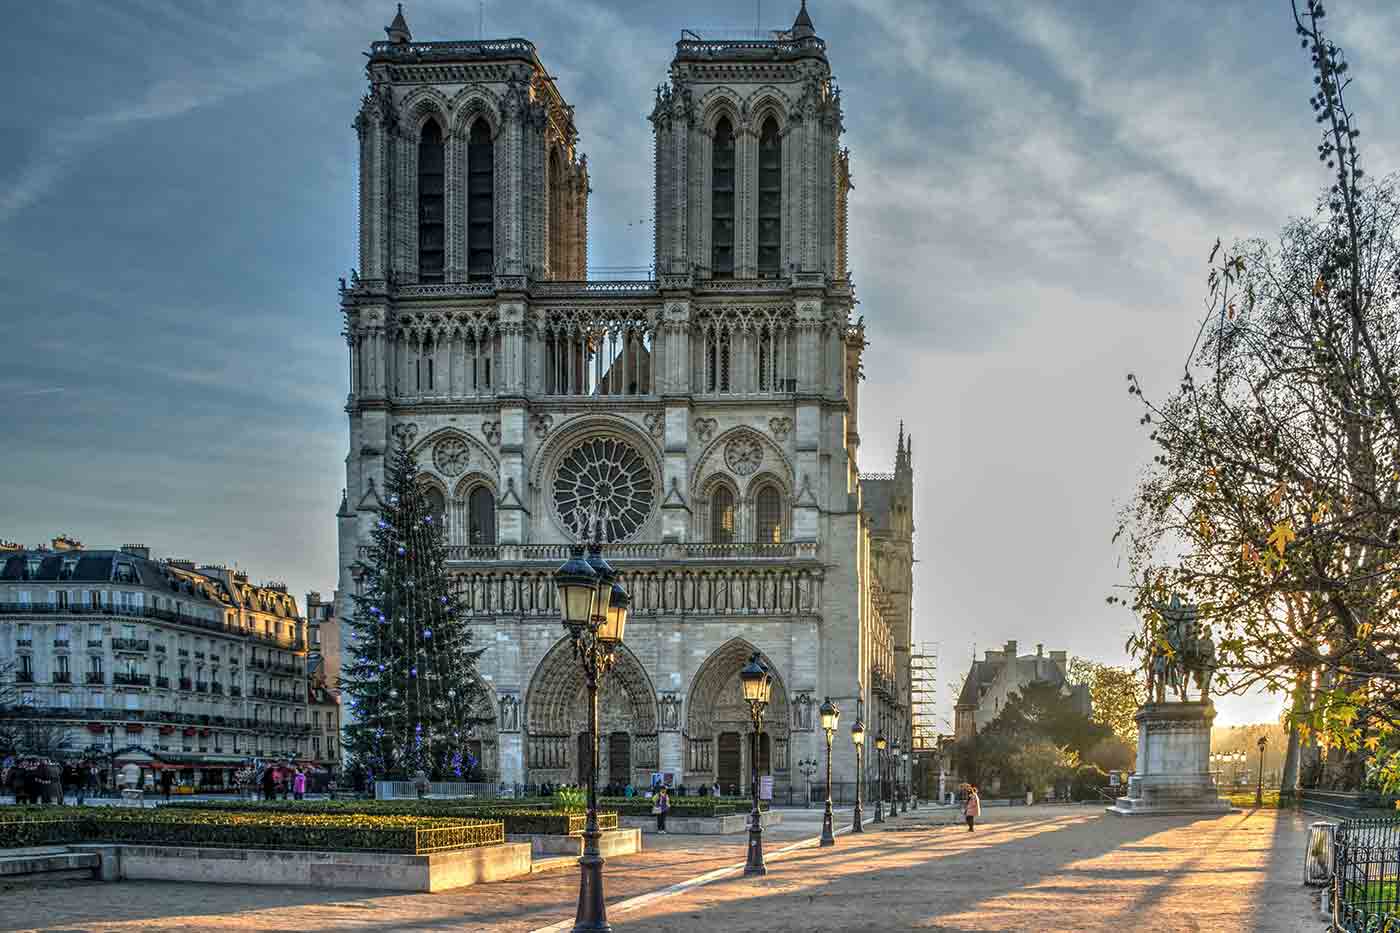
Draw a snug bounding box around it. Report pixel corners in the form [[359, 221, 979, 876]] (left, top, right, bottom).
[[499, 694, 520, 732], [793, 692, 813, 731], [659, 693, 681, 731]]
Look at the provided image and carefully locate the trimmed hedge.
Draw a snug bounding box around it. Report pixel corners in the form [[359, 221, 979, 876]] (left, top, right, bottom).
[[0, 806, 503, 854], [596, 797, 765, 818], [162, 799, 619, 835]]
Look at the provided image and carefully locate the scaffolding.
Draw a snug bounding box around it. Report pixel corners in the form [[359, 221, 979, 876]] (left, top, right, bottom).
[[911, 642, 940, 752]]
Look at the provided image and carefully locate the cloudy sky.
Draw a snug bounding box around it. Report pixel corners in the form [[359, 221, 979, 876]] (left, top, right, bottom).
[[4, 0, 1400, 727]]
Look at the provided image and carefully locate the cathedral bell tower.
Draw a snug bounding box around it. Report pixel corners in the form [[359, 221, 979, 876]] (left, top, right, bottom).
[[650, 2, 849, 282]]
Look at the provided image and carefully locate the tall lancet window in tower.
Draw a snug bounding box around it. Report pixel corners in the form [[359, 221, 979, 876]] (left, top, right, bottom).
[[757, 117, 782, 278], [711, 118, 735, 278], [417, 121, 446, 283], [468, 118, 495, 281]]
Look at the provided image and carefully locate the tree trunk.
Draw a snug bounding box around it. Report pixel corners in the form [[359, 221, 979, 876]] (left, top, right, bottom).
[[1279, 668, 1309, 797]]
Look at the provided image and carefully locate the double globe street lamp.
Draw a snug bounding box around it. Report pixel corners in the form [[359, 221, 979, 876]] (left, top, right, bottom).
[[819, 697, 840, 846], [850, 718, 865, 833], [739, 653, 773, 877], [554, 532, 631, 933]]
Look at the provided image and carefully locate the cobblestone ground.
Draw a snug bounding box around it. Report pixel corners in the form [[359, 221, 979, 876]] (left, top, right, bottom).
[[0, 806, 1325, 933]]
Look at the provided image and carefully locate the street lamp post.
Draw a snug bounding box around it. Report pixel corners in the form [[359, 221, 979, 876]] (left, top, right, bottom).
[[739, 653, 772, 877], [911, 752, 919, 810], [1255, 736, 1268, 807], [901, 751, 910, 813], [797, 757, 819, 808], [873, 731, 886, 823], [851, 719, 865, 833], [554, 537, 631, 933], [819, 697, 840, 846], [890, 739, 902, 816]]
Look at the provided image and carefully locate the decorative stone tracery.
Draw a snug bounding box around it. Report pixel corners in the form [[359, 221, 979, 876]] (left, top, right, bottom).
[[551, 435, 658, 542], [433, 437, 470, 476]]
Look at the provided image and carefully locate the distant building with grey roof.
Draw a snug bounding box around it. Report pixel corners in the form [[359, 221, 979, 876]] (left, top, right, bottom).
[[953, 640, 1089, 740]]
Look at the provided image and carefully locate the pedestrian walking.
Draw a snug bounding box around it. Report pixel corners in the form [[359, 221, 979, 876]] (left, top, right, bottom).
[[711, 781, 721, 799], [964, 784, 981, 832], [293, 768, 306, 801], [654, 786, 670, 834], [260, 767, 276, 802], [161, 769, 174, 802]]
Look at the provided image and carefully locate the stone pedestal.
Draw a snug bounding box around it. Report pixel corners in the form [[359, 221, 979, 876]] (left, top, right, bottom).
[[1107, 701, 1232, 816]]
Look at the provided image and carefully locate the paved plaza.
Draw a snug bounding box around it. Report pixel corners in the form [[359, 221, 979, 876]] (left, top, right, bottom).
[[0, 805, 1324, 933]]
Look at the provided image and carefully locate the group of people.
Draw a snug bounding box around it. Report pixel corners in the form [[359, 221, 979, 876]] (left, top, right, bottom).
[[258, 766, 309, 801]]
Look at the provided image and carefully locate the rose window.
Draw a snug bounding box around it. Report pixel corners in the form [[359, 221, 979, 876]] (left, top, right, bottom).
[[552, 436, 657, 542], [433, 437, 470, 476], [724, 437, 763, 476]]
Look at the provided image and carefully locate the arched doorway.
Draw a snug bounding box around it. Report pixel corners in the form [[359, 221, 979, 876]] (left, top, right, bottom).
[[684, 638, 790, 794], [525, 637, 660, 787]]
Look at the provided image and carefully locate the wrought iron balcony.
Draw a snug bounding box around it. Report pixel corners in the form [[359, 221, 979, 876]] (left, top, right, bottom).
[[85, 671, 105, 684], [16, 670, 34, 683], [52, 671, 71, 684], [155, 676, 170, 688], [53, 639, 70, 648], [178, 677, 193, 691], [112, 638, 149, 653], [114, 672, 150, 686], [16, 639, 32, 647], [195, 682, 209, 693], [86, 639, 103, 648]]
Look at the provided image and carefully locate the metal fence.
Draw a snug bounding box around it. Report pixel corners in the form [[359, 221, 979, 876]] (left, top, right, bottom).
[[1334, 817, 1400, 931], [374, 781, 500, 800]]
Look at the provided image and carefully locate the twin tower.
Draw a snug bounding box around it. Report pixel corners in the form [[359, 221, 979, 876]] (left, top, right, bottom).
[[350, 1, 849, 288]]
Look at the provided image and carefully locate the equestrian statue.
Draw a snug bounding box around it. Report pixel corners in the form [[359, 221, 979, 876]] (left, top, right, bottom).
[[1145, 595, 1216, 704]]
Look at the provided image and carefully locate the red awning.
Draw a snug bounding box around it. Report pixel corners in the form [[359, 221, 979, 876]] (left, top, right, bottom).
[[125, 725, 143, 733], [87, 723, 107, 734]]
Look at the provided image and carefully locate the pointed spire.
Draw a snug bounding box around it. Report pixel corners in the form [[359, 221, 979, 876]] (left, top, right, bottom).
[[791, 0, 816, 38], [385, 3, 411, 44], [337, 488, 353, 518]]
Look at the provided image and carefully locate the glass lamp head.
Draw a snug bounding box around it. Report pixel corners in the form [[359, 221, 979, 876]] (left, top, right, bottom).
[[819, 696, 840, 732], [553, 545, 598, 631], [875, 731, 887, 751], [739, 653, 771, 704], [851, 718, 865, 746], [585, 541, 616, 623], [598, 582, 630, 644]]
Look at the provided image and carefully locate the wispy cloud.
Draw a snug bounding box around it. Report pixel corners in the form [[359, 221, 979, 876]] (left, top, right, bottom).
[[0, 44, 321, 225]]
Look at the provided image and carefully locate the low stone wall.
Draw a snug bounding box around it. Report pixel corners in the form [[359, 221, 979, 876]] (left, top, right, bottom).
[[76, 842, 532, 892], [621, 811, 781, 835], [506, 828, 642, 858]]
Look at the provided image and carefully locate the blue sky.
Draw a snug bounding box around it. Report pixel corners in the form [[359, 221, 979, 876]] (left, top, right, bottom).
[[3, 0, 1399, 726]]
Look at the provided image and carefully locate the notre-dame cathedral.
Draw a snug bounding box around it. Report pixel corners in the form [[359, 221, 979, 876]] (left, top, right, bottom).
[[336, 2, 915, 792]]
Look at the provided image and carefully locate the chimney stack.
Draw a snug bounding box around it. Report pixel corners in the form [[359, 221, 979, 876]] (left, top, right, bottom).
[[1005, 639, 1018, 658]]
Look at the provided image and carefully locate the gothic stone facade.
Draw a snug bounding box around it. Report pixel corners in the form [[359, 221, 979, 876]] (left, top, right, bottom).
[[336, 5, 914, 792]]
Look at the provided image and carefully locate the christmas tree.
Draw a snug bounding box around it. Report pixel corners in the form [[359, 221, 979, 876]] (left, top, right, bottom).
[[341, 439, 487, 780]]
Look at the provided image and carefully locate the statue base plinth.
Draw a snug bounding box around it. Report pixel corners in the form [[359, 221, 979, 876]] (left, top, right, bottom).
[[1106, 701, 1234, 817]]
